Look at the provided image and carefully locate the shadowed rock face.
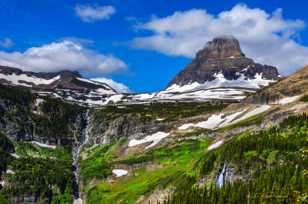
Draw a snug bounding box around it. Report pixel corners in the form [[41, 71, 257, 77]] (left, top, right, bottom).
[[168, 36, 279, 87]]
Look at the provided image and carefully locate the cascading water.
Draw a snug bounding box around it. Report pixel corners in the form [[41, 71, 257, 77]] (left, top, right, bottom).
[[72, 109, 91, 204], [216, 164, 226, 188]]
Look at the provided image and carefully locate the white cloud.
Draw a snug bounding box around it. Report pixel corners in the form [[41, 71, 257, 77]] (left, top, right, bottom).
[[0, 40, 127, 73], [91, 77, 132, 93], [0, 38, 13, 48], [132, 4, 308, 75], [75, 4, 116, 22]]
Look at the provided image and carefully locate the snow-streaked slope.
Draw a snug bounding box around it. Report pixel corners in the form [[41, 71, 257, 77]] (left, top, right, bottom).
[[166, 73, 275, 93], [178, 105, 271, 131], [128, 131, 170, 149], [31, 141, 56, 149], [275, 95, 301, 105], [0, 73, 60, 87]]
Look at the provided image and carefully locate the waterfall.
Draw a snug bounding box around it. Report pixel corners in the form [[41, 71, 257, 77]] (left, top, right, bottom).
[[72, 109, 91, 204], [216, 164, 226, 188]]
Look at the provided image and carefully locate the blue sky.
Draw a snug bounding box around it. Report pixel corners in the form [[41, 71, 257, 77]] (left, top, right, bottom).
[[1, 0, 308, 93]]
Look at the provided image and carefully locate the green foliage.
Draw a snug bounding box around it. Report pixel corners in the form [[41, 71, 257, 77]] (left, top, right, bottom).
[[0, 84, 33, 106], [84, 139, 210, 204], [0, 132, 14, 153], [87, 167, 182, 204], [79, 143, 115, 184], [94, 102, 226, 122], [0, 132, 14, 178], [300, 95, 308, 102], [5, 157, 73, 203], [33, 97, 85, 142], [167, 114, 308, 204], [15, 141, 71, 160], [119, 139, 210, 167]]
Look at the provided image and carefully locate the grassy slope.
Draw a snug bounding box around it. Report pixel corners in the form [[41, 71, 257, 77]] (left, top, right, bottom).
[[81, 139, 210, 204]]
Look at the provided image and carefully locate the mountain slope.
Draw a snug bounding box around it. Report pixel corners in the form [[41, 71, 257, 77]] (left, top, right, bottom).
[[0, 66, 122, 106], [247, 65, 308, 104], [158, 36, 279, 101]]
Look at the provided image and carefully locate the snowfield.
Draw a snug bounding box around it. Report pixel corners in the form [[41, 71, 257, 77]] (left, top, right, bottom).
[[112, 169, 128, 177], [128, 131, 170, 149]]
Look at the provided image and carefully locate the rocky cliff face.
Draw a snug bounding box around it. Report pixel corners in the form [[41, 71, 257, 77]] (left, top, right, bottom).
[[168, 36, 279, 87]]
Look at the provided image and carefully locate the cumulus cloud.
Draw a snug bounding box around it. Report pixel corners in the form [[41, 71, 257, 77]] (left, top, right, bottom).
[[132, 4, 308, 75], [0, 40, 127, 73], [0, 38, 13, 48], [91, 77, 132, 93], [75, 4, 116, 22]]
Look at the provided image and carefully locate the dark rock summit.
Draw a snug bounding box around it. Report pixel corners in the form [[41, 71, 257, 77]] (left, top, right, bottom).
[[168, 36, 279, 87]]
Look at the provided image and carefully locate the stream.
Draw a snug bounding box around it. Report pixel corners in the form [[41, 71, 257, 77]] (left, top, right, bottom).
[[72, 110, 91, 204]]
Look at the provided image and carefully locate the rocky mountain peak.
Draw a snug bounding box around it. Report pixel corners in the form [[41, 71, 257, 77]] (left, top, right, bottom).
[[168, 36, 279, 88], [196, 36, 245, 60]]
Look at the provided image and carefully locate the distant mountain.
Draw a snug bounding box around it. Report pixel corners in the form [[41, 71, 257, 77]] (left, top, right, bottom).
[[164, 36, 279, 99], [0, 66, 120, 106], [0, 66, 116, 93]]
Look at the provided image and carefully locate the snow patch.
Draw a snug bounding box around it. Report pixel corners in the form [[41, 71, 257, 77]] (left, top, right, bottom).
[[207, 140, 224, 151], [128, 131, 170, 149], [104, 94, 124, 104], [276, 95, 301, 105], [112, 169, 128, 177], [31, 141, 56, 149], [10, 153, 20, 159], [73, 198, 83, 204], [6, 169, 15, 174]]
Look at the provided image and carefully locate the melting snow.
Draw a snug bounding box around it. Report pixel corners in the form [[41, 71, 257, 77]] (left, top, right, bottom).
[[104, 94, 124, 104], [0, 73, 60, 87], [276, 95, 301, 105], [128, 131, 170, 149], [6, 169, 15, 174], [178, 105, 271, 131], [232, 105, 270, 124], [166, 72, 275, 93], [112, 169, 128, 177], [31, 141, 56, 149], [178, 110, 246, 130], [73, 198, 83, 204], [207, 140, 224, 151], [10, 153, 20, 159]]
